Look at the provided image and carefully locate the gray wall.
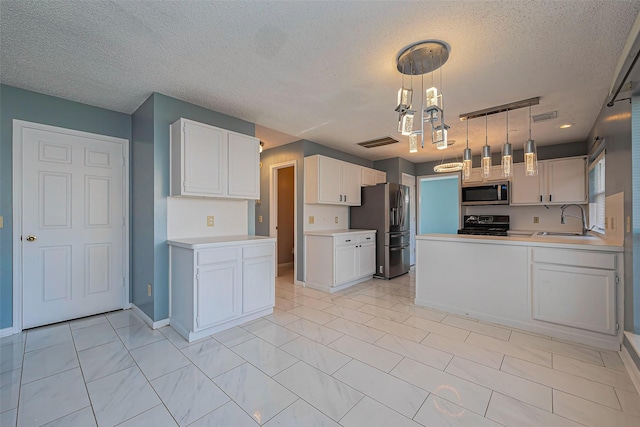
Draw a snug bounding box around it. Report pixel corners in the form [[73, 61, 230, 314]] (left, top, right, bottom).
[[587, 97, 633, 332], [0, 84, 132, 329], [414, 141, 587, 176], [373, 158, 401, 183], [131, 92, 256, 321]]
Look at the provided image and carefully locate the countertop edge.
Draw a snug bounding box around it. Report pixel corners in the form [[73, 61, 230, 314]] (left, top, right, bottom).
[[416, 233, 623, 252], [167, 235, 276, 249], [304, 229, 377, 237]]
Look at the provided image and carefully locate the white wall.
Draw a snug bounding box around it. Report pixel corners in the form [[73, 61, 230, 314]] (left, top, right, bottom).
[[167, 197, 248, 239], [303, 204, 349, 231], [465, 205, 586, 232]]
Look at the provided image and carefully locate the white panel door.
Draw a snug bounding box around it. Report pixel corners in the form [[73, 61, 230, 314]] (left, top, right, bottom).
[[228, 132, 260, 199], [342, 163, 362, 206], [22, 127, 126, 328], [335, 245, 358, 285], [196, 262, 241, 329], [184, 121, 226, 196], [242, 256, 275, 313]]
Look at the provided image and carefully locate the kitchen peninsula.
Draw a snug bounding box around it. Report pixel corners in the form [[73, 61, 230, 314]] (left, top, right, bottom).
[[415, 233, 624, 350]]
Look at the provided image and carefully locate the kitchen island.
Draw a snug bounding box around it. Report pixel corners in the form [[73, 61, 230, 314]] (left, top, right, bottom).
[[168, 235, 276, 341], [415, 233, 623, 350]]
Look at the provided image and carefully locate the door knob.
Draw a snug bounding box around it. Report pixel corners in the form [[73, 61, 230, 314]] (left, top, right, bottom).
[[26, 235, 37, 242]]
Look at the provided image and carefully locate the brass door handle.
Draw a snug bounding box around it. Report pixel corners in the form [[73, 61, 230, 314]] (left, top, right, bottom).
[[26, 235, 37, 242]]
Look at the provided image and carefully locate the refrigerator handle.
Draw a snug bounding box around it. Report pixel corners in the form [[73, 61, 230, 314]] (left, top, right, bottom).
[[399, 187, 404, 229]]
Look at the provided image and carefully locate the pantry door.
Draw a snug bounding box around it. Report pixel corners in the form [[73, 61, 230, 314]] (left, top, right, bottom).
[[14, 121, 129, 329]]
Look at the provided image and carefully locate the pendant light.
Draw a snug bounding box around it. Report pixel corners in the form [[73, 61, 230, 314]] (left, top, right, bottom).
[[501, 109, 512, 177], [462, 120, 472, 180], [409, 133, 418, 153], [524, 104, 538, 176], [481, 114, 491, 178]]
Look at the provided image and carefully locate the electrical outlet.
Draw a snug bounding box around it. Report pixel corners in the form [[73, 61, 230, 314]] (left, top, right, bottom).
[[309, 216, 314, 224], [258, 215, 263, 223], [207, 216, 215, 227], [147, 284, 152, 297], [627, 216, 631, 233], [335, 216, 339, 223], [533, 217, 539, 224]]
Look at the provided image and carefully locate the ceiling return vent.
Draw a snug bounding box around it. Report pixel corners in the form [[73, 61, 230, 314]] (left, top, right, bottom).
[[532, 111, 558, 123], [357, 136, 400, 148]]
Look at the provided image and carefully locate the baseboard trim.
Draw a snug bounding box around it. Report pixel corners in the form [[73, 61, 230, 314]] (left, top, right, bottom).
[[131, 304, 169, 329], [0, 326, 20, 337], [294, 279, 305, 287]]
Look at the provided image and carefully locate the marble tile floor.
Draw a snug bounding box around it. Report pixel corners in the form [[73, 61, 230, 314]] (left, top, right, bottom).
[[1, 268, 639, 426]]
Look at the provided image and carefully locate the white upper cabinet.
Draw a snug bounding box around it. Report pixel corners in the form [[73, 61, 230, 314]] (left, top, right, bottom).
[[511, 156, 586, 205], [361, 167, 387, 186], [463, 165, 506, 184], [546, 157, 588, 204], [375, 170, 386, 184], [305, 155, 362, 206], [170, 118, 260, 199]]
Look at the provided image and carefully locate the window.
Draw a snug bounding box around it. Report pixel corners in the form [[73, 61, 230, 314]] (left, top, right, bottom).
[[588, 152, 605, 233]]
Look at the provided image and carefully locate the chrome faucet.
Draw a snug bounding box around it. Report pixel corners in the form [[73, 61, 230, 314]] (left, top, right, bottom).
[[560, 204, 588, 236]]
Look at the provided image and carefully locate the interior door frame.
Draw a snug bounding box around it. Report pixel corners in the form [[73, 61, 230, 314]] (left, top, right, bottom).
[[401, 173, 416, 266], [269, 160, 297, 280], [12, 119, 130, 333]]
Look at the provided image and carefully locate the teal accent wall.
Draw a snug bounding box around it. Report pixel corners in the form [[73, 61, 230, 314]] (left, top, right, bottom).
[[0, 84, 132, 329], [131, 93, 255, 321], [418, 175, 460, 234]]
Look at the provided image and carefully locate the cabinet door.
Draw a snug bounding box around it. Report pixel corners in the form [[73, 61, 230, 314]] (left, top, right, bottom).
[[487, 165, 507, 182], [228, 132, 260, 199], [196, 262, 241, 330], [464, 168, 484, 184], [183, 121, 226, 196], [361, 168, 375, 186], [511, 162, 544, 205], [375, 171, 387, 184], [532, 264, 616, 335], [358, 243, 376, 277], [243, 256, 275, 313], [342, 163, 362, 205], [547, 158, 587, 204], [318, 156, 343, 204], [335, 245, 358, 285]]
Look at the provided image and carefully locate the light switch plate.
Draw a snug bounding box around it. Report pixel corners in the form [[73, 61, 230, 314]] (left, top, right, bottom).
[[627, 216, 631, 233], [309, 216, 314, 224], [206, 216, 215, 227], [335, 216, 339, 223], [258, 215, 263, 223], [0, 216, 3, 228], [533, 217, 539, 224]]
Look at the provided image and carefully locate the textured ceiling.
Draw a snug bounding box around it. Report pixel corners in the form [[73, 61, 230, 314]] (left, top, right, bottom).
[[2, 1, 639, 162]]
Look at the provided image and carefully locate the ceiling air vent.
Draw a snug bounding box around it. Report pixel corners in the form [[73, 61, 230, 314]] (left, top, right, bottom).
[[357, 136, 400, 148], [532, 111, 557, 123]]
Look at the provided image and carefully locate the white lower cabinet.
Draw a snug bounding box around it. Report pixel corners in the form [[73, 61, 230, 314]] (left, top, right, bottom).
[[530, 248, 618, 336], [169, 238, 275, 342], [305, 230, 376, 293]]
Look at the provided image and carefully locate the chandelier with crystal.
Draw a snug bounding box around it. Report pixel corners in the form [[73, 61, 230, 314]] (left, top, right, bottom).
[[395, 40, 450, 153]]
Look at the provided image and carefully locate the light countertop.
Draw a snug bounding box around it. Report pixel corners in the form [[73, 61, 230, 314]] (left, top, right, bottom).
[[304, 229, 376, 237], [416, 233, 623, 252], [167, 235, 275, 249]]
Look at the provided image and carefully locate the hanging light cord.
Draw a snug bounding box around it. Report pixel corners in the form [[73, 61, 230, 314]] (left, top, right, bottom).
[[485, 114, 488, 146], [506, 109, 509, 144], [528, 104, 532, 140], [466, 119, 469, 149]]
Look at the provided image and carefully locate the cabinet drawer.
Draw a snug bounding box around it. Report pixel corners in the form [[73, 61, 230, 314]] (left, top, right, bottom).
[[531, 248, 616, 270], [335, 235, 358, 246], [197, 248, 238, 266], [243, 244, 274, 259], [358, 233, 375, 243]]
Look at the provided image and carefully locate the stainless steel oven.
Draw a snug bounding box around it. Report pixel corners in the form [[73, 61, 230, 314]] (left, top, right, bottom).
[[461, 182, 510, 206]]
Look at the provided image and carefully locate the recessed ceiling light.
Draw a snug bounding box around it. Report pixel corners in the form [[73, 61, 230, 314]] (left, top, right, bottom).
[[560, 124, 572, 129]]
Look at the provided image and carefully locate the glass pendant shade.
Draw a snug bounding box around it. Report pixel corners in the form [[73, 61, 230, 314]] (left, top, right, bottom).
[[481, 145, 492, 178], [409, 134, 418, 153], [501, 142, 513, 177], [425, 87, 439, 107], [463, 147, 472, 180], [397, 87, 413, 111], [433, 127, 448, 150], [401, 112, 414, 135], [524, 139, 538, 176]]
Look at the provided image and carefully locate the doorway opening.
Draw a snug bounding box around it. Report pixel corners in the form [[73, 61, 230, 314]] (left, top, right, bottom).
[[401, 173, 417, 266], [270, 161, 297, 279]]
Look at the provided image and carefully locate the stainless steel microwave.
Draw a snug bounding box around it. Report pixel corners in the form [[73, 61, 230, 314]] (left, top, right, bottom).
[[461, 182, 510, 206]]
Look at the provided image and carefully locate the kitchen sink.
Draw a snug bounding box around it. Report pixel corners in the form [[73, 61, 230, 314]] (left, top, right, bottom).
[[536, 231, 593, 237]]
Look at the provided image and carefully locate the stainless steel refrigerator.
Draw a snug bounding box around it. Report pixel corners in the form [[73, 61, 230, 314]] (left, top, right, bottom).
[[350, 183, 410, 279]]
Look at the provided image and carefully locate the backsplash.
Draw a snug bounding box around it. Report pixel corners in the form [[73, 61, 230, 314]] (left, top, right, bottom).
[[465, 204, 587, 232], [167, 197, 248, 239], [303, 203, 349, 231]]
